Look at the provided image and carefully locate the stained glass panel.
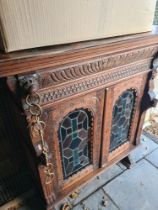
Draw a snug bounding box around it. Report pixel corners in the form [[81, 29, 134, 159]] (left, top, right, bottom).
[[59, 109, 92, 179], [109, 90, 136, 152]]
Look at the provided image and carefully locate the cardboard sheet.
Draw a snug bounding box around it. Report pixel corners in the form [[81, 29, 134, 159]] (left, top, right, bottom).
[[0, 0, 156, 52]]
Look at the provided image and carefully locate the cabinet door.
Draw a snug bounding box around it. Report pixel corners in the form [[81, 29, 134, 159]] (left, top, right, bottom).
[[45, 90, 104, 193], [101, 75, 147, 166]]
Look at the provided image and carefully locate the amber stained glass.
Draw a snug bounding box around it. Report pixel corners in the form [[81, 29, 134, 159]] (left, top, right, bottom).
[[110, 90, 136, 152], [59, 109, 92, 179]]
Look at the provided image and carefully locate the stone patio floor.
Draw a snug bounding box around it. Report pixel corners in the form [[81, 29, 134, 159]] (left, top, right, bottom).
[[5, 134, 158, 210], [55, 134, 158, 210]]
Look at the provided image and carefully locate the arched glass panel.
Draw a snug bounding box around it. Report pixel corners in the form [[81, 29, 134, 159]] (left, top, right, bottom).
[[110, 90, 136, 152], [59, 109, 92, 179]]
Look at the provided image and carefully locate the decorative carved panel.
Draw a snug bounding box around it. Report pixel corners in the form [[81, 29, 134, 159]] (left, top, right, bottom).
[[41, 90, 104, 195], [38, 46, 157, 88], [39, 61, 150, 105]]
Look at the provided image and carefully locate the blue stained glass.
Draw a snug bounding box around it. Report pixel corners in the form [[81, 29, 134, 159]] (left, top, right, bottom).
[[109, 90, 136, 152], [73, 148, 80, 167], [59, 109, 92, 179], [70, 138, 81, 149], [60, 127, 67, 141]]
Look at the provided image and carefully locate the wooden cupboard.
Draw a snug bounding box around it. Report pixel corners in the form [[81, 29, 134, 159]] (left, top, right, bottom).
[[0, 34, 158, 209]]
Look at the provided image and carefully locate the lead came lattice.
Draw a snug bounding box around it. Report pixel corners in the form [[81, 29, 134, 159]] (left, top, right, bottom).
[[110, 90, 136, 152], [58, 109, 92, 179]]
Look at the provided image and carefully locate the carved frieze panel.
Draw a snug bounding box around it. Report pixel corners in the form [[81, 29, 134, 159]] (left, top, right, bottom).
[[38, 46, 157, 88], [39, 61, 150, 105]]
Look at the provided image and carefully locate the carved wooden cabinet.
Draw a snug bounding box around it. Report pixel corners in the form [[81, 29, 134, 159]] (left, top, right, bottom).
[[0, 34, 158, 210]]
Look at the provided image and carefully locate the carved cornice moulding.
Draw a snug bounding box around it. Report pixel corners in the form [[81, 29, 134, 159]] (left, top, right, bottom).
[[39, 60, 150, 105], [38, 46, 158, 88], [1, 34, 158, 78]]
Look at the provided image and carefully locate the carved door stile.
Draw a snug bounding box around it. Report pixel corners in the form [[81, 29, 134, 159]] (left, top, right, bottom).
[[25, 104, 58, 206], [42, 107, 62, 199], [47, 90, 104, 192], [128, 73, 148, 146], [46, 106, 65, 192], [100, 87, 114, 167]]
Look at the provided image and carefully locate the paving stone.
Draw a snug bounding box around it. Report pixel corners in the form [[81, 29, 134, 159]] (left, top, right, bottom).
[[145, 148, 158, 168], [103, 159, 158, 210], [72, 189, 119, 210], [130, 135, 158, 162], [67, 165, 122, 206], [117, 162, 127, 171], [142, 131, 158, 144]]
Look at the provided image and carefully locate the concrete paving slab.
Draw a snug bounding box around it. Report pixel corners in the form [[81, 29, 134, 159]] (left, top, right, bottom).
[[130, 135, 158, 162], [142, 131, 158, 144], [72, 189, 119, 210], [68, 165, 122, 206], [103, 159, 158, 210], [145, 148, 158, 168], [117, 162, 128, 171]]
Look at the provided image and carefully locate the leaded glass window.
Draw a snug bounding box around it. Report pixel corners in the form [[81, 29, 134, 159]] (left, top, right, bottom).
[[58, 109, 92, 179], [109, 90, 136, 152]]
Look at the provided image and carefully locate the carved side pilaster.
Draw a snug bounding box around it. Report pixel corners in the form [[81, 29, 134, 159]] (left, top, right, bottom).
[[17, 73, 56, 209], [139, 55, 158, 115], [147, 57, 158, 108]]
